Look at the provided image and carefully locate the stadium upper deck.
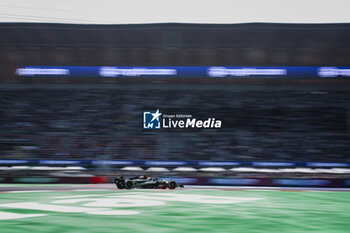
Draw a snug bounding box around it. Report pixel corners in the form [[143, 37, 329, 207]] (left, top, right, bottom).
[[0, 23, 350, 78]]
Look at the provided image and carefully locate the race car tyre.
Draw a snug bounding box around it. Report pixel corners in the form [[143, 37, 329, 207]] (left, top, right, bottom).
[[168, 180, 177, 189], [157, 182, 167, 189], [116, 182, 125, 189], [125, 180, 134, 189]]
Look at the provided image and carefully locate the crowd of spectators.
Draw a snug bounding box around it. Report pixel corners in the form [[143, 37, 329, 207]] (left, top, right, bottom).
[[0, 85, 349, 162], [1, 23, 350, 78]]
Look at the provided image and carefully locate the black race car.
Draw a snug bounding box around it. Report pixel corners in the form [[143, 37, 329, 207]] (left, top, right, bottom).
[[114, 176, 184, 190]]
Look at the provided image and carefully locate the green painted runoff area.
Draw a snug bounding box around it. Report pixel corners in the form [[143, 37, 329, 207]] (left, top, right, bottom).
[[0, 187, 349, 233]]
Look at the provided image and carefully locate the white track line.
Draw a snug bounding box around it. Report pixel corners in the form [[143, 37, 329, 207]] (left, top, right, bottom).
[[0, 211, 45, 220]]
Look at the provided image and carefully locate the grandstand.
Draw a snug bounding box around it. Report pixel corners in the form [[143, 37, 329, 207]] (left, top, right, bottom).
[[0, 22, 348, 187], [0, 87, 349, 162], [1, 23, 350, 77]]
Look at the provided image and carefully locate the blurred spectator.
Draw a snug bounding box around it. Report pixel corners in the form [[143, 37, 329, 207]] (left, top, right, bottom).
[[0, 87, 348, 162]]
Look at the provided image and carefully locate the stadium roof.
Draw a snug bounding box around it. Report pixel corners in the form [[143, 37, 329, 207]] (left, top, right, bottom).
[[0, 0, 349, 24]]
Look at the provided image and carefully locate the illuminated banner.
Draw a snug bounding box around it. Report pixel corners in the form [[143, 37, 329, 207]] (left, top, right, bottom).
[[15, 66, 350, 78], [0, 159, 349, 167]]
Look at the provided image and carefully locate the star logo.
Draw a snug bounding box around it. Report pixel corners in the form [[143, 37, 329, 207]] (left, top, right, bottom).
[[150, 109, 162, 122], [143, 110, 162, 129]]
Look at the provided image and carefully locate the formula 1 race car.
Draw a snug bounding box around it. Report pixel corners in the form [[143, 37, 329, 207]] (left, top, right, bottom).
[[114, 176, 184, 190]]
